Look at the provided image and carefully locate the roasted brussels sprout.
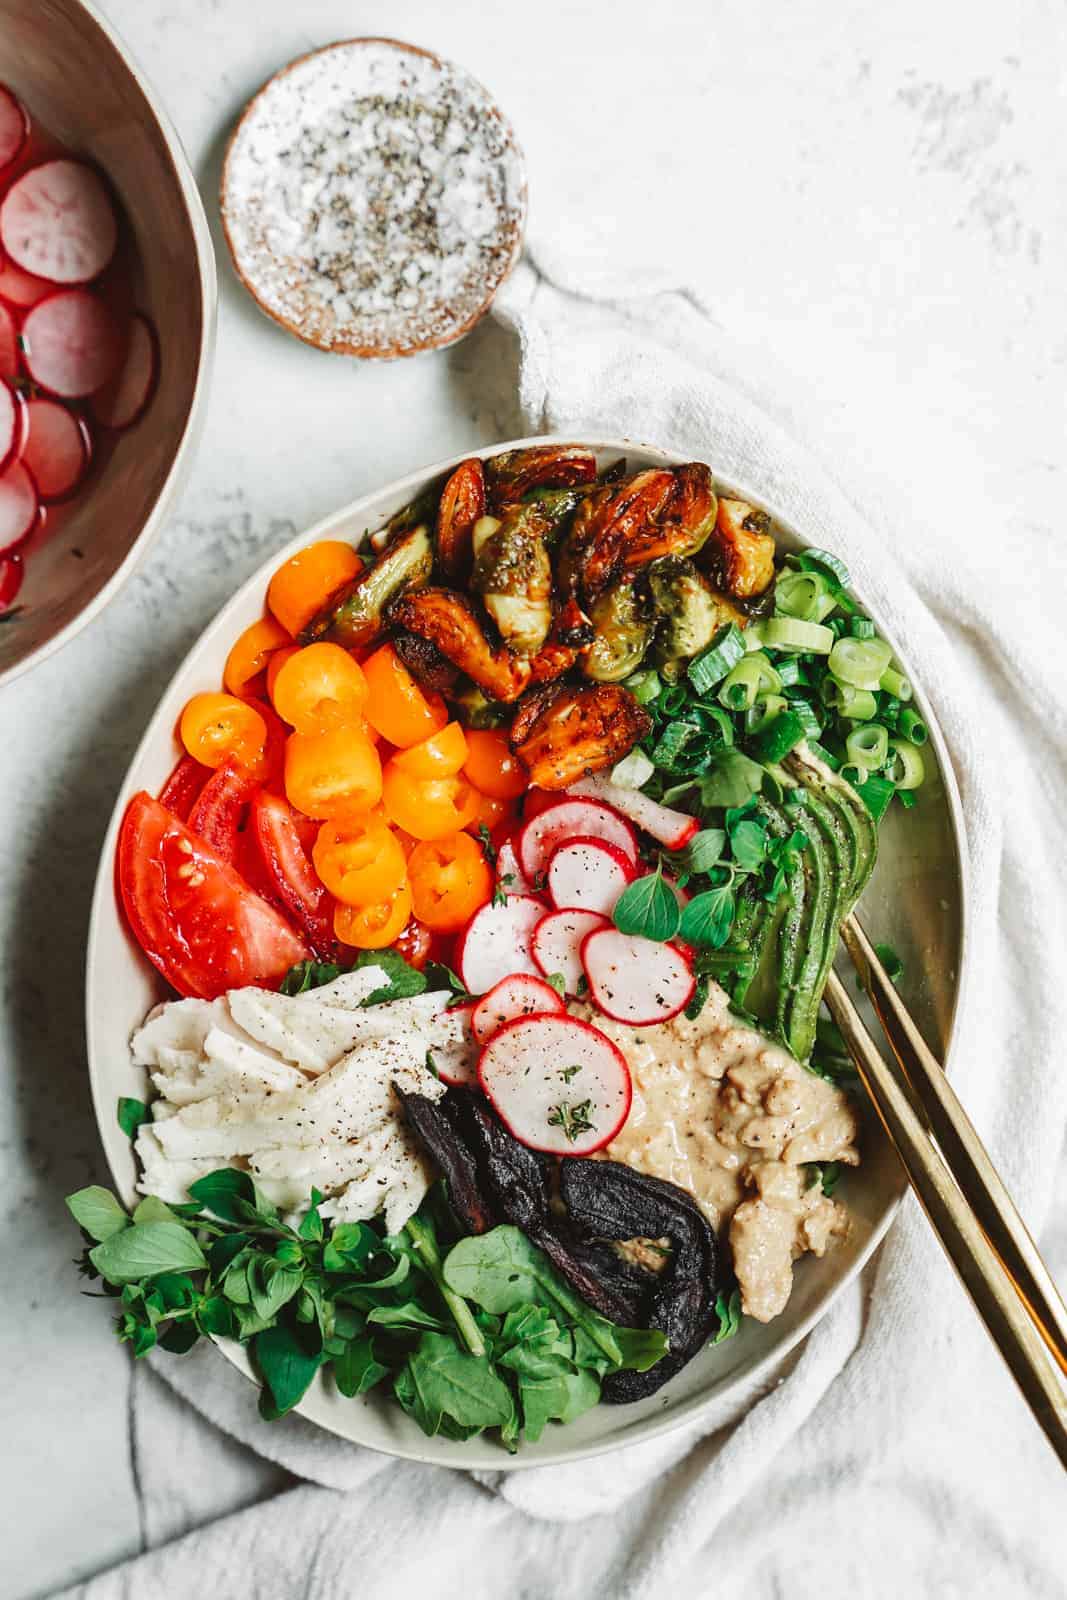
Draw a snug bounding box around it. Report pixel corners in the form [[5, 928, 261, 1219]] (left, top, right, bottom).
[[388, 587, 532, 703], [557, 469, 675, 605], [704, 498, 776, 597], [435, 458, 486, 580], [450, 679, 511, 728], [485, 444, 597, 508], [583, 574, 653, 682], [303, 526, 432, 648], [509, 681, 652, 789], [649, 556, 745, 678], [528, 597, 595, 685], [392, 629, 460, 695], [622, 463, 718, 569], [471, 503, 553, 657]]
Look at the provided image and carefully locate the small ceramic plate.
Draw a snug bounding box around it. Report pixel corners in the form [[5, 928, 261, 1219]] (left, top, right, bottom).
[[85, 436, 968, 1469], [220, 38, 527, 360]]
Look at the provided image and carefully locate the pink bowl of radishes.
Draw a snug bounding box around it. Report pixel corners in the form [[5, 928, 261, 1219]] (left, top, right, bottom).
[[0, 0, 215, 689]]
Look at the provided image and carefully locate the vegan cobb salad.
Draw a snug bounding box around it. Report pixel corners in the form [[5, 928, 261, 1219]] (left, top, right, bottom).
[[71, 444, 926, 1447]]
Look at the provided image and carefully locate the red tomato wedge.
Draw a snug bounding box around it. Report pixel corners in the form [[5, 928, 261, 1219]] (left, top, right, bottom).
[[250, 789, 337, 957], [187, 759, 258, 862], [158, 754, 209, 821], [119, 792, 309, 998]]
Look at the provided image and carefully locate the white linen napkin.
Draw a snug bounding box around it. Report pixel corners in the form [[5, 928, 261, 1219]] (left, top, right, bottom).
[[63, 252, 1066, 1599]]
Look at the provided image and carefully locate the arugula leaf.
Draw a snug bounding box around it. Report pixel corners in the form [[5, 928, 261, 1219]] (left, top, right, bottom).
[[516, 1367, 600, 1442], [405, 1332, 514, 1431], [66, 1186, 130, 1243], [116, 1097, 151, 1141], [679, 886, 736, 948], [612, 863, 681, 943], [298, 1189, 325, 1242], [254, 1324, 322, 1417], [90, 1222, 208, 1284], [367, 1301, 448, 1333], [423, 961, 470, 1001], [712, 1287, 742, 1344], [807, 1160, 842, 1197]]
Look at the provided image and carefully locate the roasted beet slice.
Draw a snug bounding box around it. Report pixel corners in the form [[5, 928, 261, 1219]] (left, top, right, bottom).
[[394, 1087, 498, 1236]]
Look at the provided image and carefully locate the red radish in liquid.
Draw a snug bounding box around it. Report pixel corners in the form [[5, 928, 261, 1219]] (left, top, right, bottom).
[[546, 835, 635, 916], [471, 973, 564, 1045], [0, 257, 53, 307], [0, 159, 117, 284], [0, 459, 38, 554], [518, 796, 638, 884], [0, 302, 18, 379], [91, 311, 158, 429], [580, 927, 695, 1026], [477, 1013, 632, 1156], [456, 892, 546, 995], [531, 907, 609, 997], [0, 551, 22, 609], [21, 288, 121, 397], [568, 775, 699, 850], [429, 1000, 479, 1087], [18, 396, 91, 500], [0, 85, 28, 173]]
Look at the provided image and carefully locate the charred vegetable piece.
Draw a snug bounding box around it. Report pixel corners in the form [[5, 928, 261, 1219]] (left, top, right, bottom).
[[559, 1158, 720, 1401], [451, 679, 510, 728], [303, 526, 432, 648], [520, 485, 589, 542], [389, 587, 532, 703], [436, 458, 486, 581], [648, 556, 745, 679], [621, 462, 718, 569], [485, 444, 597, 508], [704, 498, 776, 598], [509, 681, 652, 790], [471, 503, 553, 657], [392, 629, 461, 695], [558, 470, 675, 606], [394, 1087, 499, 1236], [370, 481, 442, 552], [529, 597, 595, 686], [583, 574, 653, 682]]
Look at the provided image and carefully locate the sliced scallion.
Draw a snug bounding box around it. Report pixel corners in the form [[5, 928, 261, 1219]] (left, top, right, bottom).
[[657, 683, 689, 717], [897, 789, 918, 810], [845, 723, 889, 769], [774, 570, 839, 624], [850, 616, 877, 639], [898, 708, 928, 746], [879, 664, 912, 702], [828, 635, 893, 690], [688, 623, 747, 696], [756, 617, 834, 654], [839, 762, 868, 788], [790, 698, 823, 741], [624, 668, 662, 706], [886, 738, 925, 791], [610, 748, 655, 789], [746, 708, 806, 763], [776, 656, 810, 689], [855, 773, 896, 820], [807, 739, 842, 772], [820, 678, 878, 720], [796, 547, 851, 588], [745, 693, 788, 735], [718, 652, 782, 711]]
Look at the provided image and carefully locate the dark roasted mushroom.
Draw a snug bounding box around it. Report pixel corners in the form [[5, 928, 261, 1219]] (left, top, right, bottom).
[[303, 526, 432, 648], [509, 680, 652, 789], [436, 458, 486, 581], [388, 587, 533, 703], [485, 444, 597, 508]]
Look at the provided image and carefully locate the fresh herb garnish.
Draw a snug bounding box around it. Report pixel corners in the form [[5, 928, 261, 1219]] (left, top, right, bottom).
[[558, 1063, 582, 1083], [712, 1287, 742, 1344], [117, 1097, 151, 1141], [546, 1100, 595, 1143], [280, 950, 426, 1006], [544, 972, 567, 998], [477, 823, 497, 864], [612, 862, 681, 943]]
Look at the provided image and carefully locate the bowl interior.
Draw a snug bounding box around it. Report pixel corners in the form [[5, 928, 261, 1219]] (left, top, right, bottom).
[[0, 0, 213, 685], [85, 436, 967, 1469]]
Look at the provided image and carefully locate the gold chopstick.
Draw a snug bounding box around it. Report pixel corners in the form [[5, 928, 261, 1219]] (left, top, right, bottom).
[[822, 963, 1067, 1471]]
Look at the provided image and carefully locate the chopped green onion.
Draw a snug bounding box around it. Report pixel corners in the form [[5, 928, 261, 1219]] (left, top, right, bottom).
[[897, 789, 918, 810], [850, 616, 877, 639], [651, 721, 701, 770], [828, 636, 893, 690], [839, 762, 867, 787], [745, 693, 788, 735], [795, 547, 851, 587], [776, 656, 810, 689], [898, 708, 928, 746], [807, 739, 842, 772], [718, 652, 782, 711], [879, 664, 912, 701], [657, 683, 689, 717], [820, 678, 878, 720], [689, 703, 735, 746], [755, 617, 834, 654], [845, 723, 889, 769], [624, 668, 662, 706], [879, 695, 902, 728], [688, 624, 747, 695], [746, 709, 806, 763], [775, 570, 838, 624], [886, 738, 925, 791], [611, 748, 655, 789], [874, 942, 904, 983], [790, 698, 823, 741], [855, 773, 896, 820]]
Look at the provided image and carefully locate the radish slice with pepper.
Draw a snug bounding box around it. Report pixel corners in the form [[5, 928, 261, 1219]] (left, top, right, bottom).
[[19, 395, 91, 500], [0, 85, 28, 173], [518, 797, 638, 884], [90, 312, 158, 429], [531, 908, 609, 996], [494, 834, 530, 896], [581, 927, 695, 1026], [547, 835, 635, 916], [0, 302, 18, 380], [21, 288, 121, 397], [569, 775, 699, 850], [477, 1013, 632, 1155], [429, 1000, 479, 1087], [0, 378, 21, 473], [456, 892, 546, 995], [0, 459, 38, 554], [472, 973, 564, 1045], [0, 159, 117, 284], [0, 257, 52, 308]]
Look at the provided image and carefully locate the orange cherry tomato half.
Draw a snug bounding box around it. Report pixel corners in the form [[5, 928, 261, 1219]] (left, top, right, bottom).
[[381, 762, 480, 840], [266, 643, 301, 703], [408, 831, 492, 933], [267, 540, 363, 638], [271, 643, 369, 734], [180, 692, 268, 772], [284, 726, 382, 820], [312, 814, 408, 906], [362, 643, 448, 748], [392, 720, 468, 778], [223, 615, 291, 697], [334, 880, 413, 949], [464, 791, 513, 834], [462, 728, 527, 800]]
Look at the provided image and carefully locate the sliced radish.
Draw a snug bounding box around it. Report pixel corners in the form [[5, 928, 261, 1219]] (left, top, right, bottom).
[[0, 552, 23, 609], [522, 787, 561, 821], [531, 908, 609, 996], [90, 311, 158, 429], [455, 893, 546, 995], [581, 928, 695, 1026], [0, 302, 18, 380], [429, 1001, 479, 1088], [518, 797, 638, 884], [477, 1013, 632, 1156], [0, 86, 28, 172], [569, 775, 699, 850], [0, 459, 38, 554], [18, 395, 90, 500], [547, 835, 635, 916], [472, 973, 564, 1045], [0, 379, 21, 472], [494, 835, 530, 896], [0, 257, 52, 308], [0, 159, 117, 284], [21, 288, 121, 397]]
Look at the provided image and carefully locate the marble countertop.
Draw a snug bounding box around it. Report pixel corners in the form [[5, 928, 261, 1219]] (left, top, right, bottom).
[[2, 1, 1063, 1594]]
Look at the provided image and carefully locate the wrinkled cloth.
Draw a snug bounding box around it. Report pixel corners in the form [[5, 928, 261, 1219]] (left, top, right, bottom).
[[63, 251, 1067, 1600]]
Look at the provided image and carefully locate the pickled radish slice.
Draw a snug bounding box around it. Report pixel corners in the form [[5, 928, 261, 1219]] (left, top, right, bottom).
[[90, 312, 158, 429], [21, 288, 121, 397], [0, 302, 17, 380], [580, 928, 695, 1026], [477, 1013, 632, 1155], [456, 893, 546, 995], [19, 396, 91, 500], [518, 797, 638, 883], [0, 378, 20, 472], [0, 85, 28, 172], [0, 257, 52, 307], [472, 973, 564, 1045], [546, 836, 635, 916], [0, 159, 117, 284], [0, 552, 23, 610], [0, 460, 39, 555], [531, 908, 610, 996]]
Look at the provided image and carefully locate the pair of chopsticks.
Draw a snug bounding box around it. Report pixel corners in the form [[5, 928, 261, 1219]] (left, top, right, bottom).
[[824, 915, 1067, 1469]]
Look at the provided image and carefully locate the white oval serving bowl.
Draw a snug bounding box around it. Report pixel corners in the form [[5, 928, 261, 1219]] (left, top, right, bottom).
[[86, 436, 968, 1469]]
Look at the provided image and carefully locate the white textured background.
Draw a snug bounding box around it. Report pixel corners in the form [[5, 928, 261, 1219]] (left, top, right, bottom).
[[1, 1, 1064, 1595]]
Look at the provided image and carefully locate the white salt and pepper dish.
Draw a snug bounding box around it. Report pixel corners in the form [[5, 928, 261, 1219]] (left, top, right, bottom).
[[220, 37, 527, 360]]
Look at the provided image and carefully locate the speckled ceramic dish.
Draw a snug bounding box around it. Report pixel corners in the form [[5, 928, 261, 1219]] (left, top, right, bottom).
[[86, 436, 968, 1469], [220, 38, 526, 360], [0, 0, 215, 691]]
